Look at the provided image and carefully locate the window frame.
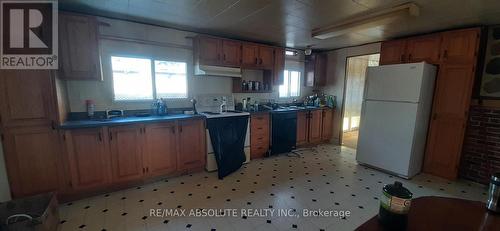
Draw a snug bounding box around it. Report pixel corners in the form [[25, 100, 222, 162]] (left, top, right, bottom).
[[110, 54, 188, 102], [279, 68, 302, 98]]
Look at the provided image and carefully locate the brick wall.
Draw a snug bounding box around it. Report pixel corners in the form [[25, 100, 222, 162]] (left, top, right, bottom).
[[459, 105, 500, 184]]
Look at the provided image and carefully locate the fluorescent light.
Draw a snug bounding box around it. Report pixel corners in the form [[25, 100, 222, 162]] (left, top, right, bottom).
[[312, 2, 419, 39], [285, 50, 297, 56]]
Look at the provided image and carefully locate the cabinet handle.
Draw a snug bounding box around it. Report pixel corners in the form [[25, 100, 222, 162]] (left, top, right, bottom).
[[51, 120, 56, 130], [223, 54, 226, 60], [443, 50, 448, 59], [98, 132, 102, 142], [259, 58, 263, 65], [179, 125, 183, 133], [109, 132, 113, 141], [255, 58, 258, 64], [146, 167, 149, 172], [408, 54, 412, 61], [171, 127, 175, 134]]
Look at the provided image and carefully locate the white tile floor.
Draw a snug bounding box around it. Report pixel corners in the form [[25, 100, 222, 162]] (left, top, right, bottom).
[[59, 145, 489, 231]]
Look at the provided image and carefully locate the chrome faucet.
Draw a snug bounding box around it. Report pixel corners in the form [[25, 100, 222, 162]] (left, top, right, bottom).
[[220, 96, 227, 113]]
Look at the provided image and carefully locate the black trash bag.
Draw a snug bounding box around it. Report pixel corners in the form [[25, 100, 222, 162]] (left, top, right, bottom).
[[207, 116, 248, 179]]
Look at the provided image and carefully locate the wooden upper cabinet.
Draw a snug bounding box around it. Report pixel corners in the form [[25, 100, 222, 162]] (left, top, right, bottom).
[[109, 125, 144, 183], [259, 46, 274, 69], [0, 70, 55, 128], [424, 65, 475, 179], [440, 28, 480, 65], [321, 108, 333, 141], [59, 13, 101, 80], [177, 119, 205, 171], [304, 53, 327, 87], [308, 110, 323, 143], [406, 34, 441, 64], [3, 126, 62, 198], [144, 122, 177, 177], [196, 36, 221, 66], [221, 40, 241, 67], [65, 128, 110, 190], [296, 111, 309, 146], [380, 39, 407, 65], [273, 48, 285, 85], [241, 43, 259, 67]]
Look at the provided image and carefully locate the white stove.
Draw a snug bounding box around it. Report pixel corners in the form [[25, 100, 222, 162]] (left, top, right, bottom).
[[196, 94, 251, 172]]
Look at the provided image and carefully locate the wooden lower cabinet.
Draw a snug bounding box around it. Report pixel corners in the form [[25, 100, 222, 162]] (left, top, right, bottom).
[[144, 122, 177, 177], [109, 125, 144, 183], [64, 128, 110, 190], [308, 110, 323, 144], [250, 113, 270, 159], [2, 126, 63, 198], [177, 119, 206, 171], [321, 108, 334, 141], [296, 111, 309, 146]]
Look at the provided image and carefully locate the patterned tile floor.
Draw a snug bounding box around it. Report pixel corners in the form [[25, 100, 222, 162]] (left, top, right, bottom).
[[59, 145, 488, 231]]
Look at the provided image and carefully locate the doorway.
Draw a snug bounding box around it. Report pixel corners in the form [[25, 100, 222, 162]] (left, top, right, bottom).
[[342, 54, 380, 149]]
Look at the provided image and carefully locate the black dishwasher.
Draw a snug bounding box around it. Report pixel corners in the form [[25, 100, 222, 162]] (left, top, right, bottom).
[[270, 111, 297, 155]]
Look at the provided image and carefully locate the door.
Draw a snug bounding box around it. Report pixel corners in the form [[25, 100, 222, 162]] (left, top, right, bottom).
[[258, 46, 274, 69], [321, 109, 333, 141], [380, 39, 407, 65], [3, 126, 62, 198], [221, 40, 241, 67], [424, 65, 475, 179], [357, 100, 419, 176], [241, 44, 259, 67], [109, 125, 144, 182], [144, 122, 177, 177], [177, 119, 205, 171], [273, 48, 285, 85], [197, 37, 221, 66], [308, 110, 323, 143], [406, 34, 441, 64], [59, 13, 101, 80], [440, 28, 480, 65], [65, 128, 110, 190], [296, 111, 309, 146], [0, 70, 55, 128], [365, 63, 426, 102]]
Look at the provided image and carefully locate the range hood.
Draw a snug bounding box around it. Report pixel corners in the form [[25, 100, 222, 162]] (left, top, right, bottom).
[[194, 64, 242, 78]]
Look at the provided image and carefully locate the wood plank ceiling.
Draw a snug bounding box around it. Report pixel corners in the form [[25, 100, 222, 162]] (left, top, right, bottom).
[[59, 0, 500, 50]]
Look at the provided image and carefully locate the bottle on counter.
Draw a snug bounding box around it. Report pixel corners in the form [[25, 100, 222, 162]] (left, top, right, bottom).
[[86, 99, 95, 118]]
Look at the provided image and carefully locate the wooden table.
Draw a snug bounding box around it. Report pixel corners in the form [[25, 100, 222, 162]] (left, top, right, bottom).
[[356, 196, 500, 231]]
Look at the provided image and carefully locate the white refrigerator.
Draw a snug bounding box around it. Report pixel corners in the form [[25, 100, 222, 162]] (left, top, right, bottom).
[[356, 62, 437, 179]]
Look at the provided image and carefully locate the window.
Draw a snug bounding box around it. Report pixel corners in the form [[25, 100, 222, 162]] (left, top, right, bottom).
[[111, 56, 187, 101], [279, 70, 301, 98]]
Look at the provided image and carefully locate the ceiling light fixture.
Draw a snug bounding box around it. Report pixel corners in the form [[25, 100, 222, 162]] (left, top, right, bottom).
[[312, 2, 420, 40]]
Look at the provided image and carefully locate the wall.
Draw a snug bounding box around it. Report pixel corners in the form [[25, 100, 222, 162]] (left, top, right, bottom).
[[0, 140, 11, 202], [64, 17, 311, 112], [320, 43, 381, 144], [460, 104, 500, 184]]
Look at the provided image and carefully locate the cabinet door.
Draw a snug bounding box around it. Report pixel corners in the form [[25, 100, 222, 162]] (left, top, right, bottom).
[[0, 70, 55, 128], [296, 111, 309, 146], [109, 125, 144, 182], [197, 37, 221, 66], [273, 48, 285, 85], [59, 13, 101, 80], [314, 53, 327, 86], [144, 122, 177, 177], [3, 126, 62, 198], [258, 46, 274, 69], [308, 110, 323, 143], [241, 44, 259, 67], [424, 65, 475, 179], [177, 119, 205, 171], [380, 39, 407, 65], [440, 28, 480, 65], [321, 109, 333, 141], [221, 40, 241, 67], [406, 34, 441, 64], [304, 55, 316, 87], [65, 128, 110, 190]]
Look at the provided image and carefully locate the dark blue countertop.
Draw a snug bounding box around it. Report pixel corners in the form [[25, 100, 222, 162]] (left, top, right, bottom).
[[59, 114, 205, 129]]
